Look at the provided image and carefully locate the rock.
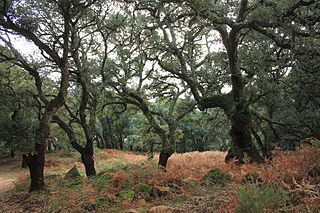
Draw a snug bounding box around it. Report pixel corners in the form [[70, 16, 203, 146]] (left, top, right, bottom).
[[64, 165, 81, 179], [149, 206, 173, 213]]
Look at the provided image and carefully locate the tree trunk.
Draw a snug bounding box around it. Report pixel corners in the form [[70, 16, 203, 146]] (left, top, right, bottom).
[[10, 150, 15, 158], [226, 107, 264, 164], [251, 127, 272, 159], [81, 149, 96, 177], [47, 139, 52, 153], [53, 115, 96, 177], [220, 28, 264, 164], [23, 143, 46, 192], [158, 151, 172, 170], [118, 135, 124, 150]]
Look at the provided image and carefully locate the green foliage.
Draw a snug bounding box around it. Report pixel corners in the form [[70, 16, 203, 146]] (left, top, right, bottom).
[[202, 168, 229, 186], [136, 183, 152, 199], [60, 177, 83, 190], [235, 184, 289, 213], [118, 189, 135, 201], [96, 196, 109, 205], [99, 161, 128, 173], [178, 109, 230, 152], [305, 137, 320, 148]]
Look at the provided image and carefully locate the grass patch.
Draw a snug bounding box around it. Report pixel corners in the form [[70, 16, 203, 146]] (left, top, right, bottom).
[[235, 183, 289, 213], [92, 172, 112, 192], [59, 177, 84, 190], [135, 183, 152, 200], [118, 189, 135, 202]]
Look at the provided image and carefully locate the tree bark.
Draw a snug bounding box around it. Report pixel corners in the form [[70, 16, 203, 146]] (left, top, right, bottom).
[[23, 143, 46, 192], [226, 106, 264, 163], [81, 149, 96, 177], [158, 151, 173, 170], [10, 150, 15, 158]]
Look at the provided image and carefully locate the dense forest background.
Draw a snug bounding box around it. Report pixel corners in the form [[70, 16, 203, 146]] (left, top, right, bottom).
[[0, 0, 319, 211]]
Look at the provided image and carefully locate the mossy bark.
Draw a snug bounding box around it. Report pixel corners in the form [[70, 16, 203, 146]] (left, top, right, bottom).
[[226, 106, 264, 164]]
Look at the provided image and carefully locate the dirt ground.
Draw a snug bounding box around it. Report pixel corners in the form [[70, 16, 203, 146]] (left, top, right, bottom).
[[0, 157, 27, 194]]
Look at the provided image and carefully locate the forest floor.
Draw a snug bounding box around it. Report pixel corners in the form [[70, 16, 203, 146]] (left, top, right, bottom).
[[0, 145, 319, 212], [0, 157, 26, 194]]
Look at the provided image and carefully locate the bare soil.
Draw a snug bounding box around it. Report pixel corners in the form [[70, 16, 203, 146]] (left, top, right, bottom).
[[0, 157, 27, 194]]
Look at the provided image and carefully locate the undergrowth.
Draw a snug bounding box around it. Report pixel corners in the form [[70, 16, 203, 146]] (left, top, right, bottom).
[[7, 145, 320, 212], [235, 183, 289, 213]]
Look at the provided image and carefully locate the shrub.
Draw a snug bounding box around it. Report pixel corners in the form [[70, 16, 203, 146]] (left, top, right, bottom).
[[305, 137, 320, 148], [235, 184, 289, 213], [96, 196, 109, 205], [202, 168, 229, 186], [118, 189, 135, 202], [136, 183, 152, 199]]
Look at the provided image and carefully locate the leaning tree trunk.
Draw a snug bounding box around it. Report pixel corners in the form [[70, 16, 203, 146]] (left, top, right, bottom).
[[252, 127, 272, 160], [53, 115, 96, 177]]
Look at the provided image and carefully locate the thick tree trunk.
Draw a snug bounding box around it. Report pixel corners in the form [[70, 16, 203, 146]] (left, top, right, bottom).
[[226, 107, 264, 164], [23, 143, 46, 192], [81, 149, 96, 177], [218, 26, 264, 164], [158, 151, 172, 169], [25, 120, 52, 192]]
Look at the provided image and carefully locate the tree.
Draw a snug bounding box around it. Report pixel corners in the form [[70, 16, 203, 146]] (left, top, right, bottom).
[[129, 0, 319, 163], [122, 88, 195, 169], [0, 0, 95, 191]]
